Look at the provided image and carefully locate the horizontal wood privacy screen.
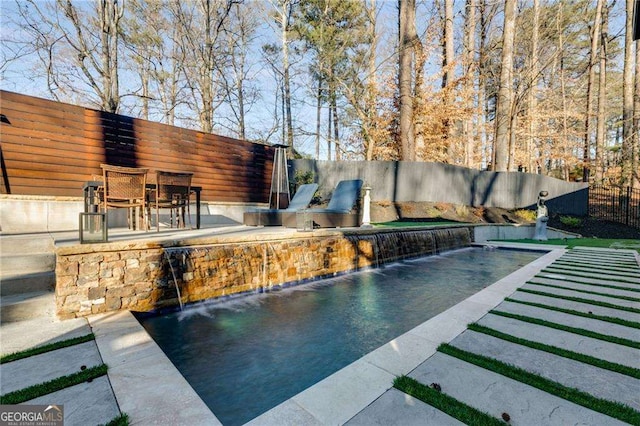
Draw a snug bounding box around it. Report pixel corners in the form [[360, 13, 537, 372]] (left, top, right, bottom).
[[0, 90, 274, 202]]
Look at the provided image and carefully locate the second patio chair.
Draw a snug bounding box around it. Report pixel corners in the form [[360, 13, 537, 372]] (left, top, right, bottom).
[[282, 179, 363, 228], [244, 183, 319, 226], [101, 164, 149, 230], [149, 171, 193, 232]]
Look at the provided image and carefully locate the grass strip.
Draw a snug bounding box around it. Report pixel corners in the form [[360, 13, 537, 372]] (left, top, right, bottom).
[[437, 344, 640, 425], [489, 310, 640, 349], [530, 277, 640, 293], [525, 282, 640, 302], [0, 334, 95, 364], [393, 376, 505, 426], [104, 413, 129, 426], [467, 323, 640, 379], [517, 288, 640, 314], [0, 364, 108, 404], [504, 298, 640, 329]]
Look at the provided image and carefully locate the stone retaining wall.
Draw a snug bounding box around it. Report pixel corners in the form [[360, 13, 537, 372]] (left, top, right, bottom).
[[55, 227, 473, 319]]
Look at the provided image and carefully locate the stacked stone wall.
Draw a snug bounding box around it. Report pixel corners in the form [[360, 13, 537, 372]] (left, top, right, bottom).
[[55, 227, 472, 319]]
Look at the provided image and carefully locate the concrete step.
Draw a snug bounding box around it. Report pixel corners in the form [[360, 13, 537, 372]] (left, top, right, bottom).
[[0, 291, 56, 323], [1, 253, 56, 276], [1, 271, 55, 296], [0, 233, 55, 255]]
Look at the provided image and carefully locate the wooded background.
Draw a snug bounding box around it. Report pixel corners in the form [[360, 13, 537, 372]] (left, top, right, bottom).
[[1, 0, 638, 186]]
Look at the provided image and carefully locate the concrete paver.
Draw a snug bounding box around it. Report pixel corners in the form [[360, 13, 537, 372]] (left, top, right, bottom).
[[525, 280, 640, 298], [494, 300, 640, 341], [554, 259, 640, 270], [23, 376, 120, 426], [477, 313, 640, 368], [450, 330, 640, 410], [542, 267, 640, 284], [530, 275, 640, 292], [1, 341, 103, 394], [546, 264, 640, 278], [507, 290, 640, 322], [520, 283, 640, 308], [344, 388, 464, 426], [0, 314, 90, 356], [409, 352, 628, 426]]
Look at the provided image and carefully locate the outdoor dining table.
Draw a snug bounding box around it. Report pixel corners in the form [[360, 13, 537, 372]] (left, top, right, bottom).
[[82, 181, 202, 230]]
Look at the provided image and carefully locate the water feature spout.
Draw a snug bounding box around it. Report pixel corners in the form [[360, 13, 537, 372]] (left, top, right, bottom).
[[164, 250, 185, 310]]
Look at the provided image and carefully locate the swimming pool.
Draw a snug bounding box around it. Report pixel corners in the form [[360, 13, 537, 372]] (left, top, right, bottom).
[[137, 247, 542, 425]]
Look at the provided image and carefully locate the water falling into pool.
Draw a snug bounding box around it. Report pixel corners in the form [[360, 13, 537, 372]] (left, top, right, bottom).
[[137, 246, 541, 425]]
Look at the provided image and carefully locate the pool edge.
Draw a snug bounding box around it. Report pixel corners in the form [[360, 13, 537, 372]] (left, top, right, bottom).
[[246, 245, 567, 425]]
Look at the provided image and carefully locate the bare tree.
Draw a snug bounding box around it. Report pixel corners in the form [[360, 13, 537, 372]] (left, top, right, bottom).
[[172, 0, 236, 133], [595, 2, 609, 183], [265, 0, 297, 149], [526, 0, 540, 174], [463, 0, 477, 168], [622, 0, 635, 186], [582, 0, 604, 182], [16, 0, 124, 112], [494, 0, 516, 171], [398, 0, 419, 161], [635, 25, 640, 187]]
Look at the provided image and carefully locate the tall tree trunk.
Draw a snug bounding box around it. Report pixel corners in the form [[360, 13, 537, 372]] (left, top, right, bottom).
[[327, 101, 333, 160], [398, 0, 417, 161], [98, 0, 123, 113], [527, 0, 540, 174], [634, 36, 640, 187], [442, 0, 455, 159], [315, 76, 323, 160], [463, 0, 476, 168], [595, 3, 609, 183], [332, 80, 340, 160], [494, 0, 516, 171], [622, 0, 636, 186], [281, 0, 294, 149], [558, 3, 570, 181], [583, 0, 603, 183], [365, 0, 377, 161], [442, 0, 454, 89]]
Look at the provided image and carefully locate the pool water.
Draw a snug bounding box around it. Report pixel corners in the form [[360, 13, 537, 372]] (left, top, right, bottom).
[[137, 247, 541, 425]]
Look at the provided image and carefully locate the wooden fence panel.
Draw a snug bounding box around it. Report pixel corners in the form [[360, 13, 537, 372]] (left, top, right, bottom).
[[0, 91, 274, 202]]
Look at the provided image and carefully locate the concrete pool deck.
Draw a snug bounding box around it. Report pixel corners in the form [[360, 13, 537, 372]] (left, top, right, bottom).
[[2, 230, 639, 425]]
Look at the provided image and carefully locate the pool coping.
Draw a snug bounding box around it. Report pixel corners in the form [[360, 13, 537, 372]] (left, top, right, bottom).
[[90, 244, 566, 425]]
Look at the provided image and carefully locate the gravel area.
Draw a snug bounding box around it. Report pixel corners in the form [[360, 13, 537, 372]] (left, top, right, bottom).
[[547, 214, 640, 239]]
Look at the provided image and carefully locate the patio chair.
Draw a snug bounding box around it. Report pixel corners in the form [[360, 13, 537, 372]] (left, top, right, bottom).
[[149, 171, 193, 232], [243, 183, 319, 226], [282, 179, 363, 228], [101, 164, 149, 230]]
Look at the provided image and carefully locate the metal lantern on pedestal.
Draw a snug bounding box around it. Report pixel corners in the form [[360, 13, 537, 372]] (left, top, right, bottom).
[[269, 144, 290, 209]]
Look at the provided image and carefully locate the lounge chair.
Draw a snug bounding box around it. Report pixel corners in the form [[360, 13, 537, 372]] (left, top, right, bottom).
[[243, 183, 319, 226], [282, 179, 363, 228]]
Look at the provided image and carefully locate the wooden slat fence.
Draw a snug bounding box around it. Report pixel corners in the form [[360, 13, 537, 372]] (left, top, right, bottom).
[[589, 185, 640, 229], [0, 90, 274, 202]]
